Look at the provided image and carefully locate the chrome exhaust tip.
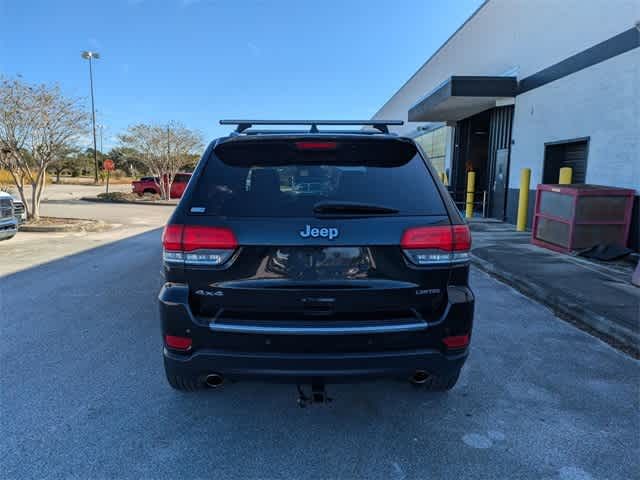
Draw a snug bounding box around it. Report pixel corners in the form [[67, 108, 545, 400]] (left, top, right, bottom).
[[205, 373, 224, 388], [410, 370, 429, 385]]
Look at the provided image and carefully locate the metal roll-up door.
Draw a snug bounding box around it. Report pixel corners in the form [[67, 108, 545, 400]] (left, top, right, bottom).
[[543, 139, 589, 184], [563, 141, 588, 183]]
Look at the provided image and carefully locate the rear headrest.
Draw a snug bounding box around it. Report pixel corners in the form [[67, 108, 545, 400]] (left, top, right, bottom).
[[249, 169, 281, 195]]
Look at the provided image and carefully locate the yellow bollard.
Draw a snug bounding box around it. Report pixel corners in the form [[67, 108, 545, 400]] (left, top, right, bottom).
[[516, 168, 531, 232], [559, 167, 572, 185], [465, 171, 476, 219], [439, 172, 445, 183], [443, 171, 449, 186]]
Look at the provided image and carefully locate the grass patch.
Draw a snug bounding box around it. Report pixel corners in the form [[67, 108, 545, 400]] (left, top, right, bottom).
[[0, 169, 52, 186]]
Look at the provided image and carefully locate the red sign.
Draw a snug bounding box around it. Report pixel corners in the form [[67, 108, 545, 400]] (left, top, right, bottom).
[[103, 159, 115, 171]]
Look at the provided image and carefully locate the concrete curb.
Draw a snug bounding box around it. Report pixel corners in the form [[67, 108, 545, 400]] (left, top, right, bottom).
[[80, 196, 177, 206], [471, 254, 639, 358]]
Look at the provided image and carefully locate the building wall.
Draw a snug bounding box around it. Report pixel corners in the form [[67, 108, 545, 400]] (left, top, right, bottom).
[[507, 48, 640, 250], [371, 0, 640, 247], [373, 0, 639, 136], [510, 47, 640, 190], [507, 46, 640, 249]]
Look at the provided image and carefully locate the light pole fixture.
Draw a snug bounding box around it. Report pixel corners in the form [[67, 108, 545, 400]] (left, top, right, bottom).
[[81, 50, 100, 183]]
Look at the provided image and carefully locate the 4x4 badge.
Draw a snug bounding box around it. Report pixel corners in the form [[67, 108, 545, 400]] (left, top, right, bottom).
[[299, 224, 339, 240], [195, 290, 224, 297]]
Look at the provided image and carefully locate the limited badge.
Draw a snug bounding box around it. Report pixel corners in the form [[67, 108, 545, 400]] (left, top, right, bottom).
[[415, 288, 441, 295]]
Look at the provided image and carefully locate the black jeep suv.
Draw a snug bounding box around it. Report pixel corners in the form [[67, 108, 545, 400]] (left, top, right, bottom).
[[160, 120, 473, 394]]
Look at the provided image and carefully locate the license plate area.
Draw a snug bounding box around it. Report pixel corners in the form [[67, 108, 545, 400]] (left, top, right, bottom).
[[301, 297, 335, 316]]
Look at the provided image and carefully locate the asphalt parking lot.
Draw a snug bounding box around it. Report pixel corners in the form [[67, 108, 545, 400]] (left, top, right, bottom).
[[0, 200, 173, 276], [1, 213, 638, 479]]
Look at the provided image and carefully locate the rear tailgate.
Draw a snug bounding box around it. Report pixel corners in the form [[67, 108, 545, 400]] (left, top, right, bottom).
[[165, 136, 465, 330], [186, 216, 451, 324]]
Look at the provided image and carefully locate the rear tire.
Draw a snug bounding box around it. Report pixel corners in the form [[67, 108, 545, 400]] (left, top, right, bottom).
[[418, 369, 461, 392]]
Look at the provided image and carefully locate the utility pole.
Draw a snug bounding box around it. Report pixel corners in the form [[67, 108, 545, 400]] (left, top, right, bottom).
[[98, 124, 104, 154], [81, 51, 100, 184]]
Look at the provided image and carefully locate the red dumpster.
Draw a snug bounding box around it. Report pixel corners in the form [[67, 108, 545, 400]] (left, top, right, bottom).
[[532, 184, 635, 253]]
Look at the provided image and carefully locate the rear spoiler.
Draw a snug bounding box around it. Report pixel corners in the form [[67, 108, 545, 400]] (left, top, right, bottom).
[[214, 136, 417, 168]]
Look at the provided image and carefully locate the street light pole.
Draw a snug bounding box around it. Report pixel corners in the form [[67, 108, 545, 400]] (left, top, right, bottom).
[[81, 51, 100, 184], [166, 125, 171, 200]]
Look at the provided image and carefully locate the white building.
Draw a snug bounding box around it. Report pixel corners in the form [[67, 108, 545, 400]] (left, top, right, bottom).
[[373, 0, 640, 249]]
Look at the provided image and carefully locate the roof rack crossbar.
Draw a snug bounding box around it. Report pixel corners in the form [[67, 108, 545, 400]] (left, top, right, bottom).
[[220, 119, 404, 134], [239, 129, 398, 136]]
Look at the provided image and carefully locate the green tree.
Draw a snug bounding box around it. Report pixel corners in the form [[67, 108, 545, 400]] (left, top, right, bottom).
[[48, 146, 80, 182], [106, 146, 147, 177]]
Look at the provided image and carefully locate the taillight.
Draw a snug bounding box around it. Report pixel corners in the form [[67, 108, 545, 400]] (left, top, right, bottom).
[[162, 224, 237, 266], [182, 226, 237, 251], [401, 225, 471, 266], [165, 335, 192, 351], [295, 141, 337, 151], [451, 224, 472, 251], [162, 224, 183, 251]]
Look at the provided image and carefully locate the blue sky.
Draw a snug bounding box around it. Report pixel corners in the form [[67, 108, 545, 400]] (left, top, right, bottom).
[[1, 0, 483, 149]]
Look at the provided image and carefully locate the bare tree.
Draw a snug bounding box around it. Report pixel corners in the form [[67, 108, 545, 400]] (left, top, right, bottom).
[[0, 77, 88, 220], [118, 121, 203, 199]]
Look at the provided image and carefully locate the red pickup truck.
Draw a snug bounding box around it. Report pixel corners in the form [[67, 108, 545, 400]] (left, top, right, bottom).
[[131, 173, 192, 198]]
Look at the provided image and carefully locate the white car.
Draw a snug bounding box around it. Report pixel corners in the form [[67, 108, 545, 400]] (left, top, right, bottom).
[[0, 191, 18, 241]]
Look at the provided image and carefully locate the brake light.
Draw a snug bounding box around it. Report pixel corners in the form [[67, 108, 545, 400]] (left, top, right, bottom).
[[442, 334, 470, 349], [401, 225, 471, 265], [165, 335, 192, 351], [452, 225, 471, 251], [182, 225, 237, 251], [162, 224, 183, 251], [295, 141, 337, 151], [162, 224, 237, 266], [401, 226, 454, 250]]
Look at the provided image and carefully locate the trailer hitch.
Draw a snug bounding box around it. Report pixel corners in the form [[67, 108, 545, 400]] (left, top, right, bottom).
[[297, 382, 332, 407]]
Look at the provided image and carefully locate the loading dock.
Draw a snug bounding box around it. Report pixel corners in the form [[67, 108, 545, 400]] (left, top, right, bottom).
[[409, 76, 516, 220]]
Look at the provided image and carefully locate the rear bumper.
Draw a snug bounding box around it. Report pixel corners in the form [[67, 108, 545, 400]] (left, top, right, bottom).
[[160, 282, 473, 383], [164, 347, 468, 383]]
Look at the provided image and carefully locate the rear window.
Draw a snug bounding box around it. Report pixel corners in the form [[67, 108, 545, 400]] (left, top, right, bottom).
[[189, 138, 446, 217]]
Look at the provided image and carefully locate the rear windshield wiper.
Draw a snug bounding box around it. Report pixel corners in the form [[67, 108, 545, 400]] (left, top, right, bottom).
[[313, 201, 399, 216]]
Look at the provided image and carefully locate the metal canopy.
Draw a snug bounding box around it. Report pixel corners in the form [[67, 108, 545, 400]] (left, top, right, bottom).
[[408, 76, 517, 122]]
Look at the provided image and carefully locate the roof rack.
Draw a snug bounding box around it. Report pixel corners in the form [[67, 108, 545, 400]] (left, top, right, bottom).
[[238, 129, 398, 136], [219, 119, 404, 134]]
